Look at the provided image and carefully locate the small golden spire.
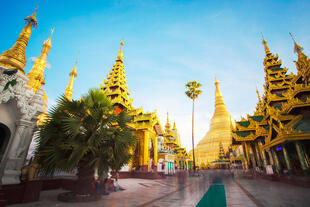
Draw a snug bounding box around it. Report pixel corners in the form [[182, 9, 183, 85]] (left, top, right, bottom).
[[44, 28, 54, 47], [165, 112, 171, 130], [27, 29, 53, 93], [256, 87, 261, 102], [261, 33, 270, 55], [289, 32, 304, 55], [65, 52, 79, 101], [215, 76, 222, 97], [0, 7, 38, 74], [117, 40, 124, 61], [173, 121, 176, 130]]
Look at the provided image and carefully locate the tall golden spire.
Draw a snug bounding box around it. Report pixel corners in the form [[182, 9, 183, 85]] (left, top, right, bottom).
[[27, 28, 54, 93], [194, 77, 233, 164], [173, 121, 176, 130], [261, 33, 271, 55], [101, 41, 133, 110], [65, 53, 79, 101], [0, 7, 38, 74]]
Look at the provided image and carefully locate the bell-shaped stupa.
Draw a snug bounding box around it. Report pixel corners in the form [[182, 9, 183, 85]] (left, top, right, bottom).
[[195, 77, 234, 165]]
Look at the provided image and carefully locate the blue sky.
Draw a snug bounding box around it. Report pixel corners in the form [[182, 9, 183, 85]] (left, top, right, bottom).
[[1, 0, 310, 151]]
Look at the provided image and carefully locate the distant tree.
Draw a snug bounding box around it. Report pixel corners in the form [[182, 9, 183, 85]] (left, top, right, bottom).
[[185, 80, 202, 172]]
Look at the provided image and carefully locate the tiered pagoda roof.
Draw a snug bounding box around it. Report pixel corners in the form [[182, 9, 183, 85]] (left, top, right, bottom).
[[232, 35, 310, 150], [100, 41, 133, 110]]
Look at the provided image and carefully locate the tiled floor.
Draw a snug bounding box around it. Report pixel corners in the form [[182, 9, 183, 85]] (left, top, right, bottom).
[[10, 170, 310, 207]]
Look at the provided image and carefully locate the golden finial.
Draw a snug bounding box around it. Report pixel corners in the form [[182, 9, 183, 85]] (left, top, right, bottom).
[[44, 28, 54, 47], [173, 121, 176, 130], [261, 32, 270, 54], [289, 32, 303, 54], [65, 52, 79, 101], [215, 75, 219, 85], [117, 40, 124, 61], [256, 87, 261, 102], [215, 76, 222, 98], [25, 5, 38, 27], [167, 112, 169, 123], [70, 51, 79, 78]]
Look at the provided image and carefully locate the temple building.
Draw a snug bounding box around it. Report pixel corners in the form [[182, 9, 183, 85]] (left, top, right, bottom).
[[195, 78, 235, 167], [0, 8, 45, 185], [232, 35, 310, 175], [157, 113, 191, 173], [100, 41, 163, 172]]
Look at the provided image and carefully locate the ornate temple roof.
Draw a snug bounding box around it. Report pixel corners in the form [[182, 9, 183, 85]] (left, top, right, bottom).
[[232, 35, 310, 150], [101, 41, 133, 110]]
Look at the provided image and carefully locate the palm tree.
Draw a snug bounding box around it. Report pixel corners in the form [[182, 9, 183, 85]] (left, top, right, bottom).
[[36, 88, 135, 198], [185, 81, 202, 173]]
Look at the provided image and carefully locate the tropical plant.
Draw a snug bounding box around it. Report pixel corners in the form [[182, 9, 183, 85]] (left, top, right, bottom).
[[36, 88, 135, 196], [185, 80, 202, 172]]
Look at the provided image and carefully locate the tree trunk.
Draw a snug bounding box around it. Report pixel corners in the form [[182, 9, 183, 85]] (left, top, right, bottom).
[[192, 99, 196, 172], [74, 164, 95, 195]]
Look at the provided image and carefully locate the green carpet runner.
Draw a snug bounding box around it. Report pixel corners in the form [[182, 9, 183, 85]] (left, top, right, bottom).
[[196, 177, 226, 207]]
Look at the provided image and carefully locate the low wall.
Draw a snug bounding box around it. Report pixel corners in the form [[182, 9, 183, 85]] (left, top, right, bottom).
[[116, 171, 165, 179], [1, 180, 42, 205]]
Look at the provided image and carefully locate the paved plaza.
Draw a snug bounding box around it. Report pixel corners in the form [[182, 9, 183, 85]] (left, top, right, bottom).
[[10, 170, 310, 207]]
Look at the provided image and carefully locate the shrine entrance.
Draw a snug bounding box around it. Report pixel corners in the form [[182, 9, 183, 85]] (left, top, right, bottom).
[[0, 123, 11, 161]]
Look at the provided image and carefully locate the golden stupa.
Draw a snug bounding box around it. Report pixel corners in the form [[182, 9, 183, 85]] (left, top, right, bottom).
[[195, 77, 234, 165]]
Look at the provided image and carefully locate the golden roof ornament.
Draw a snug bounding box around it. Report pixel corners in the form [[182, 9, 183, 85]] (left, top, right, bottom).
[[289, 32, 303, 55], [117, 40, 124, 61], [0, 7, 38, 74], [165, 112, 171, 130], [27, 28, 53, 93], [261, 33, 270, 55], [65, 52, 79, 101]]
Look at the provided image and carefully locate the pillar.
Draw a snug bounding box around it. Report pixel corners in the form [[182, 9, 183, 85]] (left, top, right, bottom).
[[261, 150, 268, 169], [272, 149, 282, 174], [254, 142, 262, 168], [142, 130, 149, 172], [267, 149, 275, 165], [249, 143, 257, 169], [153, 136, 158, 170], [282, 145, 293, 175], [243, 142, 250, 167], [295, 142, 310, 175]]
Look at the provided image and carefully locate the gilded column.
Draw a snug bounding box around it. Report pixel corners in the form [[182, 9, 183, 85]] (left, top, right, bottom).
[[243, 143, 250, 165], [282, 145, 293, 175], [295, 142, 310, 175], [272, 149, 282, 174], [249, 144, 257, 169], [267, 149, 274, 165], [153, 135, 158, 170], [254, 142, 262, 168], [261, 149, 268, 168], [143, 130, 149, 172]]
